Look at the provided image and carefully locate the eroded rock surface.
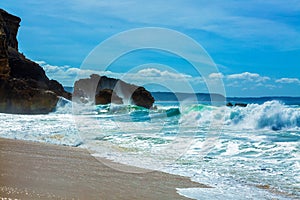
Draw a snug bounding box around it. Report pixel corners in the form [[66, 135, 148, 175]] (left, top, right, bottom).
[[74, 74, 155, 109], [0, 9, 70, 114]]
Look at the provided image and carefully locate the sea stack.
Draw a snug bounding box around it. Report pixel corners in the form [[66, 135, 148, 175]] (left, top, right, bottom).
[[0, 9, 71, 114], [73, 74, 155, 109]]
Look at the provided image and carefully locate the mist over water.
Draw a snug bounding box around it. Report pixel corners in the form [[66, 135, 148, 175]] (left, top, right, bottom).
[[0, 96, 299, 200]]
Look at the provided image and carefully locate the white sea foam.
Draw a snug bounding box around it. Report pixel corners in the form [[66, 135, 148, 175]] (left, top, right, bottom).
[[179, 100, 300, 131], [225, 100, 300, 130], [0, 99, 299, 199]]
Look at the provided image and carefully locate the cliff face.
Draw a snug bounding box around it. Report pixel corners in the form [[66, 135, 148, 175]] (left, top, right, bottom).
[[0, 9, 20, 49], [0, 9, 70, 114], [0, 9, 19, 78], [74, 74, 155, 109]]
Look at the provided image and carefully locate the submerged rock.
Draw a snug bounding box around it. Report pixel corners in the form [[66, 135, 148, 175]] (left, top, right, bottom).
[[226, 102, 234, 107], [226, 102, 248, 107], [0, 9, 71, 114], [235, 103, 247, 107], [74, 74, 155, 109]]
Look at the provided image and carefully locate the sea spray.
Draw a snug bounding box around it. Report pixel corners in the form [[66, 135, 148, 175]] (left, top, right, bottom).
[[0, 99, 299, 199], [179, 101, 300, 131], [225, 100, 300, 130], [54, 97, 73, 114]]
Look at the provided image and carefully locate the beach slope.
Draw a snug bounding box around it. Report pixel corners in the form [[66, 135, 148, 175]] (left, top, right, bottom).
[[0, 138, 209, 199]]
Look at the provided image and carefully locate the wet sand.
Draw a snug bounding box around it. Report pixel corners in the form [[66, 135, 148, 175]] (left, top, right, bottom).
[[0, 138, 209, 199]]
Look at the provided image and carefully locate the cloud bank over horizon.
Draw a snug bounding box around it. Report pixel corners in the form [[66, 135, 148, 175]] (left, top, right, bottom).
[[38, 60, 300, 97]]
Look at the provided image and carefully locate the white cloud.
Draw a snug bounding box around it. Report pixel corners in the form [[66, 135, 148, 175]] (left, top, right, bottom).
[[265, 84, 277, 89], [36, 60, 300, 95], [227, 72, 270, 82], [136, 68, 192, 79], [37, 61, 205, 91], [37, 61, 96, 86], [65, 68, 81, 75], [224, 71, 300, 94], [209, 72, 224, 79], [36, 60, 70, 74], [275, 78, 300, 84]]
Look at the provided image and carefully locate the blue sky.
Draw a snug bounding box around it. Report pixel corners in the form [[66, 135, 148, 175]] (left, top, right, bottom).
[[1, 0, 300, 97]]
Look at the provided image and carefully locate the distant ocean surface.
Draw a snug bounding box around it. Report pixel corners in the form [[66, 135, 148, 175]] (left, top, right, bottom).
[[0, 92, 299, 200]]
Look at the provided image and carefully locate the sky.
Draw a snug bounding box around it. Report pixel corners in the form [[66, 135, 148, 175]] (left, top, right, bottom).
[[1, 0, 300, 97]]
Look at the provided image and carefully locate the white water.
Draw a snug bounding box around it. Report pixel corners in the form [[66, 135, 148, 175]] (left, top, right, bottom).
[[0, 99, 299, 199]]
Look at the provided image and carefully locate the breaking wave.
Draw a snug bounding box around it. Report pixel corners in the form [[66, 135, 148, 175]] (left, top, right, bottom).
[[225, 100, 300, 130], [54, 98, 300, 131], [180, 100, 300, 131]]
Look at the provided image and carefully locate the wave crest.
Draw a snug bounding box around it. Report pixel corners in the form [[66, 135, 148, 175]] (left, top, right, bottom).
[[54, 98, 300, 131], [227, 100, 300, 130], [179, 101, 300, 131]]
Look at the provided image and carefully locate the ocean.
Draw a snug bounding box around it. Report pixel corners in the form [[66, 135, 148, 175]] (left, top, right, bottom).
[[0, 94, 299, 200]]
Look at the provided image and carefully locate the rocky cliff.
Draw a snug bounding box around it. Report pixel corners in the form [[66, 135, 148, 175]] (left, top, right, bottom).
[[74, 74, 155, 109], [0, 9, 70, 114], [0, 8, 17, 78]]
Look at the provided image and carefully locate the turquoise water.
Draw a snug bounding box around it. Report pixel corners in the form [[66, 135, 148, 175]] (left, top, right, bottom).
[[0, 98, 299, 199]]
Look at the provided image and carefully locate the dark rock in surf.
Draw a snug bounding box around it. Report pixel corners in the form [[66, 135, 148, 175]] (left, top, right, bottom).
[[73, 74, 155, 109], [0, 9, 71, 114], [131, 87, 155, 109], [235, 103, 247, 107], [226, 102, 233, 107], [95, 89, 123, 105], [226, 102, 247, 107]]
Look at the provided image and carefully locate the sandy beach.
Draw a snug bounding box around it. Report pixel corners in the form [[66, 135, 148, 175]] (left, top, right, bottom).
[[0, 138, 209, 200]]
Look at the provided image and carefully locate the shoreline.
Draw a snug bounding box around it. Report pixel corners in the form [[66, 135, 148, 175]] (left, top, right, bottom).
[[0, 137, 210, 199]]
